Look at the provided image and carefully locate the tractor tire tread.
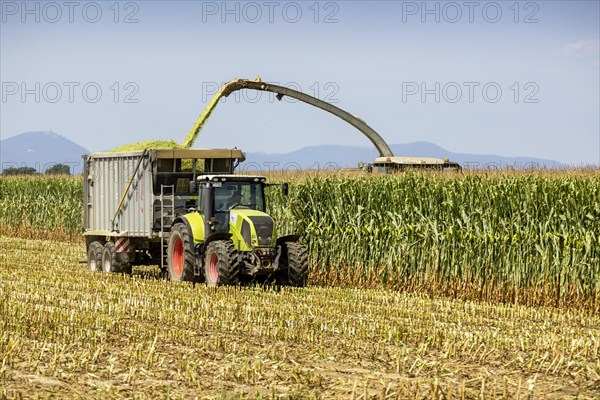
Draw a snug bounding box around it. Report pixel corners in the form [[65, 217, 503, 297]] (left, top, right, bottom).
[[205, 240, 241, 286], [278, 242, 309, 287], [167, 223, 196, 282]]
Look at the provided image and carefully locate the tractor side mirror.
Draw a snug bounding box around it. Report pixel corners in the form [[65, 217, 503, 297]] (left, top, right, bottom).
[[188, 180, 197, 193], [282, 183, 289, 196]]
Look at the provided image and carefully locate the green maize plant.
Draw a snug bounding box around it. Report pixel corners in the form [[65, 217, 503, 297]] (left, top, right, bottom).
[[267, 171, 600, 310], [0, 175, 82, 240]]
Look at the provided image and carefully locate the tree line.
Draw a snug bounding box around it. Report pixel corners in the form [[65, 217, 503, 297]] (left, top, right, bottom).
[[1, 164, 71, 175]]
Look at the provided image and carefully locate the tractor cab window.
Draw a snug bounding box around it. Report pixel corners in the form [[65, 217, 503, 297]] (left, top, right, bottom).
[[215, 182, 265, 212], [197, 180, 266, 233]]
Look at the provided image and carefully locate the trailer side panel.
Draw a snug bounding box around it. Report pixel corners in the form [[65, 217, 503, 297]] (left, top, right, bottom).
[[84, 151, 154, 237]]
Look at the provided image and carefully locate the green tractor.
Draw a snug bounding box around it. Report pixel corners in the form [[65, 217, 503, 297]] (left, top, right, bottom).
[[166, 174, 308, 286]]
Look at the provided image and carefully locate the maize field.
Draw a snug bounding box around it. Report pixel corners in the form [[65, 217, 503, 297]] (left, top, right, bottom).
[[1, 170, 599, 398], [0, 175, 82, 241], [1, 171, 598, 309], [280, 171, 600, 310]]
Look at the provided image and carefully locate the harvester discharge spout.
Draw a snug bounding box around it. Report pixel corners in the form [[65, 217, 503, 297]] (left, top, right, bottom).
[[182, 78, 395, 158]]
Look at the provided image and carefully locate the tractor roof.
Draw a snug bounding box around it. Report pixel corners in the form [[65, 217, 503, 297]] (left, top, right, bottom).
[[197, 174, 267, 183]]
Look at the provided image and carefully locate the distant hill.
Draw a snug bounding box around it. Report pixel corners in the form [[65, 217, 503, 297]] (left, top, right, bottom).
[[0, 131, 89, 174], [1, 131, 565, 174], [244, 141, 564, 170]]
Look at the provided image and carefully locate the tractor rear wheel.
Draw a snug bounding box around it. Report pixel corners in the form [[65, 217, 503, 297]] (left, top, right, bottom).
[[276, 242, 309, 287], [87, 241, 103, 272], [204, 240, 240, 287], [167, 223, 196, 282]]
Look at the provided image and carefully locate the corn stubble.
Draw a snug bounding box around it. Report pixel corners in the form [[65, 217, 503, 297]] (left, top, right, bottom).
[[1, 236, 599, 398]]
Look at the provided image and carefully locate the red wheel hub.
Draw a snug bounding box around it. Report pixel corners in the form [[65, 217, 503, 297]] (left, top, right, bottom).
[[209, 253, 219, 283], [172, 236, 184, 278]]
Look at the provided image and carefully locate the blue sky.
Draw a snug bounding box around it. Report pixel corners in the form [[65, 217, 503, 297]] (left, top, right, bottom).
[[1, 0, 599, 165]]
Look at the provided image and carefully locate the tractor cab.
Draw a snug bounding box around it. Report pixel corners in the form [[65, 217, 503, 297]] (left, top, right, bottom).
[[196, 175, 269, 239]]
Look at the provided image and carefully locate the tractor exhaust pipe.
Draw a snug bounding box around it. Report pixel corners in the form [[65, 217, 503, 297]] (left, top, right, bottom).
[[203, 183, 214, 241]]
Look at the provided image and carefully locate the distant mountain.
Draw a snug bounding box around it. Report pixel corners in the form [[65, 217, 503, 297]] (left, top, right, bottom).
[[244, 141, 564, 170], [0, 131, 89, 174], [390, 142, 565, 169], [1, 131, 565, 174]]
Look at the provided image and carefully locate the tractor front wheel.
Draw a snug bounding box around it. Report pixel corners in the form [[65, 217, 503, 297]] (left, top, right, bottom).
[[167, 223, 196, 282], [204, 241, 240, 287], [276, 242, 309, 287]]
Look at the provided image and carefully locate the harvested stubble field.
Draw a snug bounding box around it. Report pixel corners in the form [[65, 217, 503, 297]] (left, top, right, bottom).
[[1, 236, 599, 399], [1, 170, 599, 398]]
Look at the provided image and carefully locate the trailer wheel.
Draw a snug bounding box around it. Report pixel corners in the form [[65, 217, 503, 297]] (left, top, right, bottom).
[[204, 240, 240, 287], [87, 241, 103, 272], [276, 242, 309, 287], [167, 223, 195, 282], [102, 242, 120, 273]]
